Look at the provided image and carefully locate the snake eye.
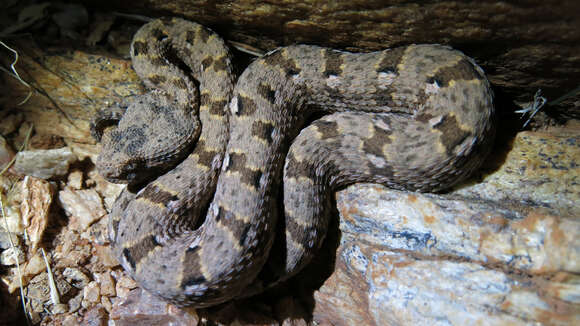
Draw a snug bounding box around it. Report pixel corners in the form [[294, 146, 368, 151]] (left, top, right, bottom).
[[122, 160, 144, 180], [125, 172, 138, 183]]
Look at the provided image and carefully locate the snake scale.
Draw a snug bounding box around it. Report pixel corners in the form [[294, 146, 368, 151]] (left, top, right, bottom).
[[92, 17, 495, 307]]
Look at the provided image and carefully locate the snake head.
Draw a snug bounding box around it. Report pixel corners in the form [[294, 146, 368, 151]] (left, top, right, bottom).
[[95, 93, 201, 185]]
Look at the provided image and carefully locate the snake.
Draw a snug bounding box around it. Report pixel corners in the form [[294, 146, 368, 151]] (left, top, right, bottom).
[[91, 17, 495, 308]]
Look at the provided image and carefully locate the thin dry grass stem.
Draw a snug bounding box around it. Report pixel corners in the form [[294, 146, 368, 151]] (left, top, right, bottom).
[[1, 193, 32, 326], [0, 123, 33, 324], [41, 248, 60, 306], [228, 40, 264, 57], [547, 84, 580, 107], [0, 40, 33, 105]]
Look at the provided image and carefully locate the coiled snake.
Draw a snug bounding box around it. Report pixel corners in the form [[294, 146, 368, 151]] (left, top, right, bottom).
[[92, 17, 495, 307]]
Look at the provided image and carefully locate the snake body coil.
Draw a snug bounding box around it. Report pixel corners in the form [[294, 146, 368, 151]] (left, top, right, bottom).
[[93, 18, 495, 307]]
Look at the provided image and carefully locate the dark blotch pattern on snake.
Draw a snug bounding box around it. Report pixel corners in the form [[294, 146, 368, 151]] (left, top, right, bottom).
[[92, 18, 495, 307]]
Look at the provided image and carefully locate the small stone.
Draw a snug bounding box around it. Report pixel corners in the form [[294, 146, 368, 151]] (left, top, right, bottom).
[[0, 231, 19, 250], [67, 170, 84, 189], [93, 245, 119, 268], [2, 266, 23, 293], [110, 288, 198, 325], [94, 272, 116, 297], [29, 311, 41, 325], [82, 281, 101, 308], [58, 246, 91, 269], [101, 296, 113, 313], [21, 176, 54, 253], [58, 187, 107, 231], [88, 168, 125, 211], [0, 134, 15, 169], [0, 190, 24, 234], [63, 267, 90, 288], [68, 292, 83, 313], [0, 246, 25, 265], [82, 216, 109, 245], [81, 305, 108, 326], [12, 147, 76, 179], [62, 314, 81, 326], [52, 303, 68, 314], [0, 112, 24, 135], [26, 272, 72, 311], [115, 275, 137, 299], [23, 251, 46, 277], [54, 231, 92, 268], [116, 275, 137, 289]]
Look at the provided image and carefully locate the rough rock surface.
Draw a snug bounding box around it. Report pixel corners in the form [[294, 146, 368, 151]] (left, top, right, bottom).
[[12, 148, 77, 179], [314, 183, 579, 325], [75, 0, 580, 117]]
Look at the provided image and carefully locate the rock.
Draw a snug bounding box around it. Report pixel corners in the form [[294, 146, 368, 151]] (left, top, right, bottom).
[[62, 314, 82, 326], [68, 291, 83, 313], [94, 272, 116, 297], [53, 231, 92, 268], [109, 288, 198, 326], [101, 296, 113, 313], [92, 244, 119, 268], [88, 168, 125, 212], [1, 46, 142, 145], [0, 231, 19, 249], [1, 265, 24, 293], [52, 303, 68, 314], [114, 275, 138, 300], [82, 281, 101, 308], [64, 0, 580, 110], [83, 217, 109, 247], [310, 184, 579, 325], [0, 246, 25, 265], [20, 176, 55, 253], [12, 147, 76, 179], [26, 272, 73, 314], [0, 179, 24, 234], [81, 305, 108, 326], [308, 125, 580, 325], [455, 127, 580, 217], [0, 111, 24, 135], [58, 187, 107, 231], [23, 251, 47, 278], [0, 134, 15, 170], [62, 267, 90, 289], [67, 170, 84, 190]]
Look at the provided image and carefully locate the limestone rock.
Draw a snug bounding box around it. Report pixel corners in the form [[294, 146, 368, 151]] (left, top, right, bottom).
[[58, 187, 107, 231], [12, 147, 76, 179], [312, 185, 579, 325]]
